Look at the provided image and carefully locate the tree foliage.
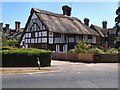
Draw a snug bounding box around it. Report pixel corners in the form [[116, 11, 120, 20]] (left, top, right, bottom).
[[115, 7, 120, 36], [2, 34, 8, 46], [7, 40, 18, 46], [116, 7, 120, 15]]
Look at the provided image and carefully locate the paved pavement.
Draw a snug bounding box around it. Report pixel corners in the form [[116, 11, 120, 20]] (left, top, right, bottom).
[[2, 60, 119, 88]]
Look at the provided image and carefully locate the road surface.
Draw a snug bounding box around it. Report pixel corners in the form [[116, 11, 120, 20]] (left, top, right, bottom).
[[2, 60, 118, 88]]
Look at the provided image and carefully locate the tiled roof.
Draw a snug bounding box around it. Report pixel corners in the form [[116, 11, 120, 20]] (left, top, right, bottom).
[[90, 24, 105, 37], [91, 24, 117, 37], [108, 27, 117, 35], [2, 28, 24, 40]]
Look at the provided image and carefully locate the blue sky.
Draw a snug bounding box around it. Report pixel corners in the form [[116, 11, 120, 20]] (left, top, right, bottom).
[[1, 2, 118, 29]]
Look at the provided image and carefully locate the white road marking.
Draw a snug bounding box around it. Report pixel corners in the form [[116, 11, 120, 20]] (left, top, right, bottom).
[[77, 72, 80, 74], [87, 64, 94, 66], [49, 74, 53, 75], [77, 80, 99, 88]]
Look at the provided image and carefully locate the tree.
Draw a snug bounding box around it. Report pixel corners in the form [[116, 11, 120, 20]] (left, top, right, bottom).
[[115, 7, 120, 36], [2, 34, 8, 46]]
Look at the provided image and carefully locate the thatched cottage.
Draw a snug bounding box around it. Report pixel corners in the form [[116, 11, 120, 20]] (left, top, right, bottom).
[[20, 5, 118, 52], [19, 5, 100, 52]]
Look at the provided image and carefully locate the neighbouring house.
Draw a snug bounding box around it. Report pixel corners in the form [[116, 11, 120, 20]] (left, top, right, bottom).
[[19, 5, 99, 52], [0, 21, 24, 41], [90, 21, 117, 48]]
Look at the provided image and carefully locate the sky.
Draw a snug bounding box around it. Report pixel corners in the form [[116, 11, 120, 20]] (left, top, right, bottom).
[[1, 2, 118, 29]]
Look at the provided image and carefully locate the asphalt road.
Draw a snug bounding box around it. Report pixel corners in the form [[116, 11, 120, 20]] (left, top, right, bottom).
[[2, 60, 119, 88]]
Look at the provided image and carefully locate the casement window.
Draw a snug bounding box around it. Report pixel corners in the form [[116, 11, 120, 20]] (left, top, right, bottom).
[[56, 45, 60, 52], [31, 39, 34, 43], [35, 38, 38, 43], [31, 32, 35, 38], [39, 32, 41, 37], [42, 31, 47, 36], [83, 35, 87, 42], [69, 37, 74, 42], [61, 34, 65, 43], [28, 39, 30, 43], [26, 33, 31, 38], [87, 35, 92, 43], [54, 33, 61, 38], [92, 36, 96, 43], [76, 35, 83, 43], [25, 33, 28, 38], [88, 35, 92, 39], [35, 32, 38, 37], [25, 39, 28, 43], [42, 38, 47, 43], [38, 38, 41, 43], [29, 33, 31, 38], [54, 38, 60, 43], [105, 37, 108, 41], [49, 38, 53, 44]]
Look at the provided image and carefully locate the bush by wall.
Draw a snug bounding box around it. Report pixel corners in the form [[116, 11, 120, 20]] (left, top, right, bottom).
[[69, 41, 91, 53], [1, 48, 52, 67], [106, 48, 119, 54], [88, 48, 105, 54], [69, 41, 119, 54]]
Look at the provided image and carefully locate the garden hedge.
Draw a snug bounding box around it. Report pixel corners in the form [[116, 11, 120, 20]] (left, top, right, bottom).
[[1, 48, 52, 67]]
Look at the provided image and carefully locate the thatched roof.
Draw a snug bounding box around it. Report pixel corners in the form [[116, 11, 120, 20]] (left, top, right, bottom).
[[32, 8, 99, 36]]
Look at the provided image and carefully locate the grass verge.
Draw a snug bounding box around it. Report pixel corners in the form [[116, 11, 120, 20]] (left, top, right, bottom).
[[0, 68, 52, 74]]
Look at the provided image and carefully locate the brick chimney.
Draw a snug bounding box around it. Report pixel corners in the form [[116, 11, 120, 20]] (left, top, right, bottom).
[[15, 21, 20, 30], [5, 24, 10, 30], [0, 23, 3, 31], [102, 21, 107, 28], [84, 18, 89, 26], [62, 5, 72, 16]]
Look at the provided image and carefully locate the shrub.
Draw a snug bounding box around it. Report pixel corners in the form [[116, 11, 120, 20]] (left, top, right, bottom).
[[68, 49, 76, 53], [2, 34, 8, 46], [2, 48, 52, 67], [106, 48, 118, 54], [88, 47, 105, 54], [71, 41, 91, 53], [7, 40, 18, 46], [118, 47, 120, 52]]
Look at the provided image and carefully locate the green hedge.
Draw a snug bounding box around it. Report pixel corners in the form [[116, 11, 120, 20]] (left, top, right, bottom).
[[1, 48, 52, 67], [2, 46, 16, 50]]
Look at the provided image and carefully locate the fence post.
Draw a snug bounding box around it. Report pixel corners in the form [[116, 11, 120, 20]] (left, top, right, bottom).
[[37, 57, 40, 70]]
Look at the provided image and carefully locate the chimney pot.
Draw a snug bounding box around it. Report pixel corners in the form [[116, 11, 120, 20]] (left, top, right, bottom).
[[62, 5, 72, 16], [84, 18, 89, 26], [15, 21, 21, 30], [0, 23, 3, 31], [5, 24, 10, 30], [102, 21, 107, 28]]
